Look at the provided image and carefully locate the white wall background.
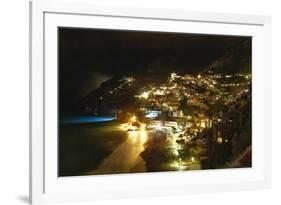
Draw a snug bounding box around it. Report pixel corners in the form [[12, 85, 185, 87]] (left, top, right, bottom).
[[0, 0, 279, 204]]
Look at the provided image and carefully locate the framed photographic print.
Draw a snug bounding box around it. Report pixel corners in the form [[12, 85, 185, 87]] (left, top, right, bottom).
[[30, 1, 272, 204]]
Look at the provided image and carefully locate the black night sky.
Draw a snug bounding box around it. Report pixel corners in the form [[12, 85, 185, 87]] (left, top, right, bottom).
[[59, 27, 250, 111]]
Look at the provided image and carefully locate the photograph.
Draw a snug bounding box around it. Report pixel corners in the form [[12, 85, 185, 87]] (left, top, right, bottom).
[[58, 27, 252, 177]]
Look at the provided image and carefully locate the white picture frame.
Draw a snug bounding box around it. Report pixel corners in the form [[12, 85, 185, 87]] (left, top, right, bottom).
[[30, 1, 272, 204]]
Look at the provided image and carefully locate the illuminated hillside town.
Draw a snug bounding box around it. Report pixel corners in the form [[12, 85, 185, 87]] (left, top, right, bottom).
[[58, 28, 252, 176], [77, 71, 251, 173]]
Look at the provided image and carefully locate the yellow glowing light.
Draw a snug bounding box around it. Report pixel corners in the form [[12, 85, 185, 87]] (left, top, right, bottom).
[[191, 157, 195, 162], [217, 137, 223, 144], [162, 102, 168, 107], [140, 91, 149, 99], [245, 75, 251, 80], [171, 73, 177, 80], [128, 130, 137, 138], [129, 126, 138, 131], [170, 161, 181, 169], [200, 121, 206, 128], [173, 150, 179, 156], [130, 115, 137, 122], [140, 123, 146, 131], [140, 130, 147, 141], [170, 160, 186, 171], [120, 123, 130, 131], [155, 90, 164, 95], [197, 74, 201, 79]]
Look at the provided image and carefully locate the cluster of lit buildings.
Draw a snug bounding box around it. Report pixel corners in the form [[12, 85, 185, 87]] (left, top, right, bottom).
[[132, 71, 249, 135], [120, 72, 251, 171], [135, 72, 221, 118]]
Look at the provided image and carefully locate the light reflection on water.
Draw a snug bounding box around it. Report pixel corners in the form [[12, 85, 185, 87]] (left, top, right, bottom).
[[89, 130, 148, 175], [60, 116, 116, 124]]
